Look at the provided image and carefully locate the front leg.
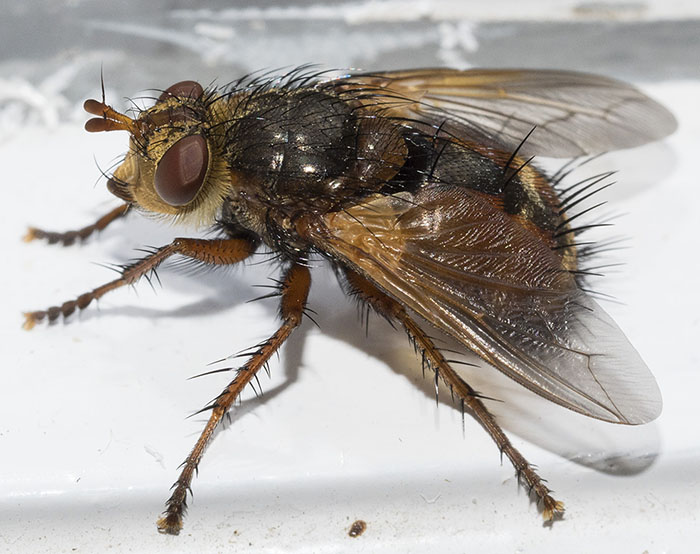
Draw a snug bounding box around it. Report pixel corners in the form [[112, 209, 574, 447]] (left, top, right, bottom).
[[23, 237, 256, 329], [157, 262, 312, 535], [24, 203, 130, 246]]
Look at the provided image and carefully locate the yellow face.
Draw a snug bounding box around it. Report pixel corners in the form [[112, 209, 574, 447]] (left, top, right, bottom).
[[89, 81, 233, 228]]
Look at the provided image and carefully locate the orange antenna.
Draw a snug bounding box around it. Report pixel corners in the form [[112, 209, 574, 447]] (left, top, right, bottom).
[[83, 98, 142, 138]]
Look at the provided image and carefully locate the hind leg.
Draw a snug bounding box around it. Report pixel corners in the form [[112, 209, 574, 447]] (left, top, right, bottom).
[[344, 268, 564, 520]]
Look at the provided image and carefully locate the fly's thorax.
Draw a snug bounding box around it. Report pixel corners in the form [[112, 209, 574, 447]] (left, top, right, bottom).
[[218, 88, 409, 247], [221, 170, 320, 257], [222, 89, 406, 207]]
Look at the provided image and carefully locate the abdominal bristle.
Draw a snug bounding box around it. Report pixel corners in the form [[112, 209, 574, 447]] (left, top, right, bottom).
[[552, 157, 623, 291]]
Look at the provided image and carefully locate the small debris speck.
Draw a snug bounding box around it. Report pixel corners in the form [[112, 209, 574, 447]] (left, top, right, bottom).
[[348, 520, 367, 538]]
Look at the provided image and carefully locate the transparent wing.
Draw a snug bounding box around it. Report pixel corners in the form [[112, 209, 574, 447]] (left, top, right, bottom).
[[333, 68, 676, 157], [311, 184, 661, 424]]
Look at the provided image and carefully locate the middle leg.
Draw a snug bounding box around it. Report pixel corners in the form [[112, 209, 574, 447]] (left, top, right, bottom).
[[157, 262, 312, 535]]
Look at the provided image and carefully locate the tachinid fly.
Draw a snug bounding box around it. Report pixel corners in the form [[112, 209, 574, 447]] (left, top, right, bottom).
[[23, 67, 676, 534]]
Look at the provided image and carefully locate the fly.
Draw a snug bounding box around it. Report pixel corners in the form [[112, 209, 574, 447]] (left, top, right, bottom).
[[23, 67, 676, 534]]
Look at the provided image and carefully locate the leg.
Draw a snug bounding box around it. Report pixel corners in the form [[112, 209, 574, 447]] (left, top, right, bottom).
[[157, 263, 311, 535], [23, 237, 256, 330], [344, 268, 564, 521], [24, 203, 130, 246]]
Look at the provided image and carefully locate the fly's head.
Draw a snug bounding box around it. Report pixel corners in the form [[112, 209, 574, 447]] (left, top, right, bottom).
[[84, 80, 232, 227]]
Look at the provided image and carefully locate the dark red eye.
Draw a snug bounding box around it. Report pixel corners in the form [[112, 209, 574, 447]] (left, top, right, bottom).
[[158, 80, 204, 101], [154, 135, 209, 206]]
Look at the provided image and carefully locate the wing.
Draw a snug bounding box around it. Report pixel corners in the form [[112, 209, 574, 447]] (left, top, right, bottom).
[[307, 184, 661, 424], [331, 68, 677, 158]]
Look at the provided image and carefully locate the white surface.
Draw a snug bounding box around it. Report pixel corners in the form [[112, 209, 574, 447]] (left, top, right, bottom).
[[1, 81, 699, 552]]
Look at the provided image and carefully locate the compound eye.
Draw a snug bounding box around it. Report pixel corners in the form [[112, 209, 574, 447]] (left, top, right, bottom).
[[158, 80, 204, 101], [154, 135, 209, 206]]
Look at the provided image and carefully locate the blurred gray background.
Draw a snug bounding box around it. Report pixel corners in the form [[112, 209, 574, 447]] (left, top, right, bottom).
[[2, 0, 698, 130]]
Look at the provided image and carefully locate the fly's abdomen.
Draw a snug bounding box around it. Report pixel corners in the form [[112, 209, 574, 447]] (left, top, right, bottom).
[[387, 134, 576, 267]]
